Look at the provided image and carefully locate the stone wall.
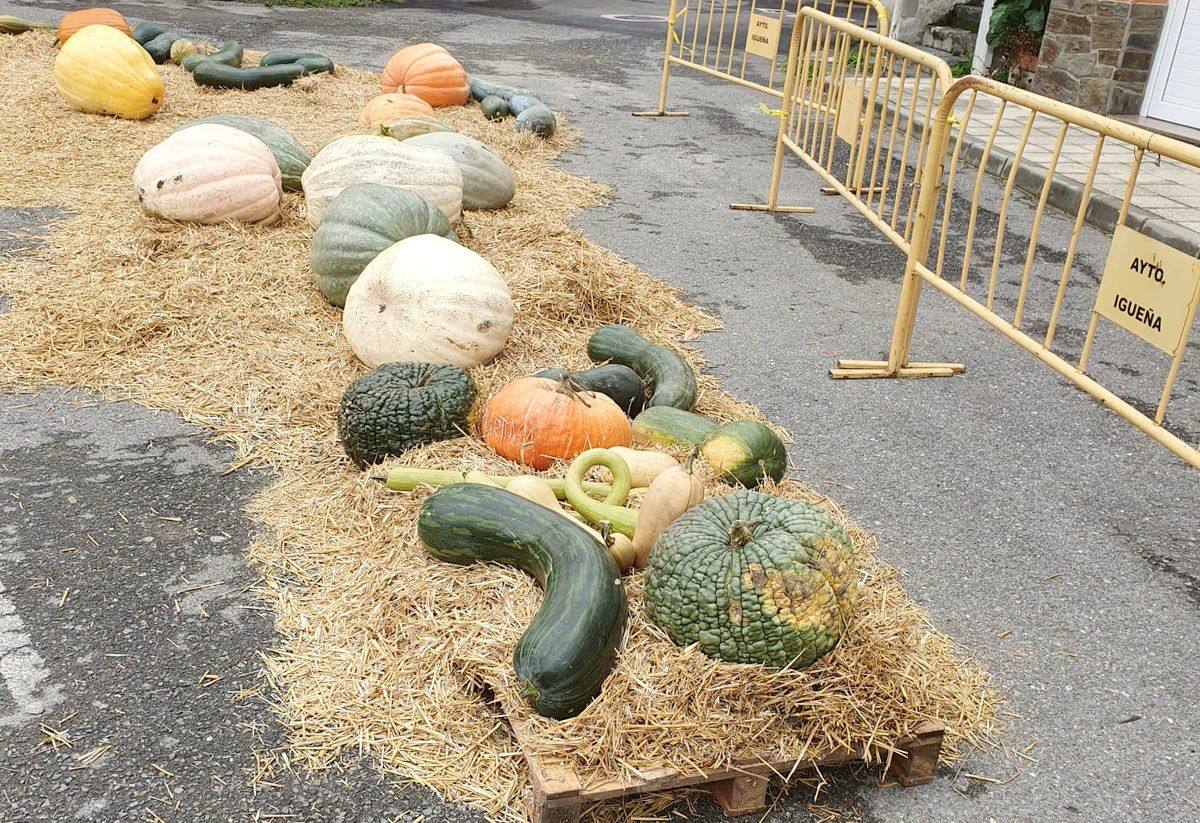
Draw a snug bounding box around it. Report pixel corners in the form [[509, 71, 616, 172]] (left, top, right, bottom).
[[1032, 0, 1166, 115], [888, 0, 960, 43]]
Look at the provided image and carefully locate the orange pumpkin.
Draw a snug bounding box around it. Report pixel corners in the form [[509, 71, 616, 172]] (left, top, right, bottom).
[[58, 7, 129, 43], [482, 377, 633, 470], [380, 43, 470, 108], [359, 92, 435, 129]]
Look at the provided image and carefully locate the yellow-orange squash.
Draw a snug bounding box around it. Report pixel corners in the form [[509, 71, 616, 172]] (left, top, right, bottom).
[[380, 44, 469, 108], [58, 7, 129, 42], [482, 377, 633, 470], [54, 24, 162, 120], [359, 93, 435, 129]]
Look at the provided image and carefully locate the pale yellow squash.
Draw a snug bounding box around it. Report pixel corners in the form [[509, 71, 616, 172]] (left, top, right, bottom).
[[53, 24, 163, 120], [631, 460, 704, 568]]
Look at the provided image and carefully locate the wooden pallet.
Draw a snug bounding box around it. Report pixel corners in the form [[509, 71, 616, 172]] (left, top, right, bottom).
[[510, 717, 945, 823]]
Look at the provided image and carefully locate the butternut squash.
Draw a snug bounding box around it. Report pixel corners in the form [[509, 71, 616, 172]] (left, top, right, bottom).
[[631, 456, 704, 568], [463, 469, 501, 487], [608, 534, 637, 572], [608, 446, 678, 487]]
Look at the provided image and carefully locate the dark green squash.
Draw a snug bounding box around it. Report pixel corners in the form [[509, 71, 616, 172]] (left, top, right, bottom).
[[633, 406, 787, 488], [480, 95, 509, 120], [191, 61, 306, 90], [140, 30, 179, 62], [180, 115, 310, 192], [130, 20, 168, 45], [338, 362, 476, 466], [587, 324, 697, 411], [260, 50, 334, 75], [534, 365, 645, 416], [418, 483, 628, 719], [644, 490, 857, 669], [516, 105, 557, 137], [180, 40, 243, 72]]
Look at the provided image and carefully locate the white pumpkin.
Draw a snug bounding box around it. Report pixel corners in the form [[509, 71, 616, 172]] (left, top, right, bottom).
[[403, 132, 515, 211], [343, 235, 514, 369], [301, 134, 463, 228], [132, 124, 282, 224]]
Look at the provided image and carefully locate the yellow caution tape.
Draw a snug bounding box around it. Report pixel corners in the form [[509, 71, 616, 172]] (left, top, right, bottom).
[[757, 103, 786, 119]]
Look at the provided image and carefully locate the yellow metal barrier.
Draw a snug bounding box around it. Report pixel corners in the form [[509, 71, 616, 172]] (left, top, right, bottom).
[[834, 75, 1200, 469], [731, 8, 955, 251], [634, 0, 889, 117]]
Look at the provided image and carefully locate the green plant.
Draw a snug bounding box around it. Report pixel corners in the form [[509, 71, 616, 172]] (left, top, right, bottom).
[[644, 490, 858, 669], [987, 0, 1050, 46], [951, 57, 973, 78], [417, 483, 628, 719]]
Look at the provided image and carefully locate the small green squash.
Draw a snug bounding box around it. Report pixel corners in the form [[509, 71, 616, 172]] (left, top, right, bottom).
[[337, 361, 476, 466], [180, 40, 242, 71], [480, 95, 509, 120], [587, 324, 697, 411], [403, 132, 515, 211], [633, 406, 787, 488], [141, 30, 181, 64], [130, 20, 168, 45], [516, 105, 557, 137], [309, 182, 458, 307], [644, 490, 857, 669], [181, 114, 310, 192], [418, 483, 628, 719]]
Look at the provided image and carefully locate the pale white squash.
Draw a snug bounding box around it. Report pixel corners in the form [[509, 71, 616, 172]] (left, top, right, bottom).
[[301, 134, 463, 228], [132, 124, 282, 224], [342, 235, 514, 369], [403, 132, 515, 211]]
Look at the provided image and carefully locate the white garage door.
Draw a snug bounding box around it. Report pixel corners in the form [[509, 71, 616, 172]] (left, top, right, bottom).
[[1144, 0, 1200, 129]]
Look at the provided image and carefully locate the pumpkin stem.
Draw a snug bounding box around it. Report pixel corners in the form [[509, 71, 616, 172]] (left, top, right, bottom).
[[599, 519, 612, 546], [728, 518, 762, 547], [555, 374, 593, 407], [683, 447, 700, 474]]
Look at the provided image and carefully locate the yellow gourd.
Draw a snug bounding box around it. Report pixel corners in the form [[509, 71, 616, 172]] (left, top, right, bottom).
[[463, 470, 501, 487], [504, 475, 563, 509], [53, 24, 162, 120], [631, 456, 704, 568], [170, 39, 198, 64], [608, 446, 679, 487], [608, 534, 637, 572]]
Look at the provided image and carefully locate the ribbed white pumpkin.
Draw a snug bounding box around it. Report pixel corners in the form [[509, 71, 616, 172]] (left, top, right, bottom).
[[133, 124, 282, 224], [301, 135, 463, 228], [343, 235, 514, 369], [403, 132, 515, 211]]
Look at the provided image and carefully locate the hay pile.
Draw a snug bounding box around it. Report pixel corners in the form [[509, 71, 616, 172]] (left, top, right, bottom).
[[0, 32, 999, 819]]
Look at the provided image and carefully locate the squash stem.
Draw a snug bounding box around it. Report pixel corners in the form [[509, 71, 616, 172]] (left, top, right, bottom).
[[728, 518, 762, 547]]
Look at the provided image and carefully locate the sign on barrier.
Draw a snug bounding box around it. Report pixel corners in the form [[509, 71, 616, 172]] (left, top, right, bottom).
[[1095, 226, 1200, 356], [633, 0, 889, 118]]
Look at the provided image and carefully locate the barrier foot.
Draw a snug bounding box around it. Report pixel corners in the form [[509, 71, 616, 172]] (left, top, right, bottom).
[[728, 203, 817, 214], [829, 359, 966, 380], [821, 186, 884, 196], [632, 110, 690, 117]]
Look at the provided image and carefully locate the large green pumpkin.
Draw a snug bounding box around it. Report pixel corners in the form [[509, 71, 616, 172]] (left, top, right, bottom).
[[181, 115, 310, 191], [337, 361, 476, 466], [402, 132, 515, 211], [309, 183, 458, 307], [644, 490, 857, 669]]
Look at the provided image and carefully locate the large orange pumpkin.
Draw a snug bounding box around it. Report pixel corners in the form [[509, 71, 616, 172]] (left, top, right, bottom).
[[380, 44, 470, 108], [58, 7, 129, 42], [359, 92, 435, 129], [482, 377, 633, 470]]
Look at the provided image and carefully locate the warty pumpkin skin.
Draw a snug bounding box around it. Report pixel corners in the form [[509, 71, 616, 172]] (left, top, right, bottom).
[[359, 92, 435, 128], [54, 24, 163, 120], [380, 43, 470, 107], [342, 234, 513, 369], [133, 124, 282, 224], [302, 134, 463, 228], [644, 490, 858, 669], [482, 377, 633, 471], [403, 132, 515, 211], [58, 7, 129, 42], [310, 182, 458, 307]]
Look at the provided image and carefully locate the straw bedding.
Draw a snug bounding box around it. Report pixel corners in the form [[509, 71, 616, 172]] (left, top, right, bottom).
[[0, 32, 999, 819]]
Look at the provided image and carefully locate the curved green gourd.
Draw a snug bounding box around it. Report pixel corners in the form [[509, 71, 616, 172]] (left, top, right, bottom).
[[480, 95, 509, 120], [182, 115, 310, 192], [309, 183, 458, 307], [131, 20, 168, 45], [337, 362, 476, 466], [180, 40, 243, 72], [190, 61, 305, 90], [259, 50, 334, 74], [418, 483, 628, 719], [644, 490, 857, 669], [587, 324, 697, 411], [563, 449, 638, 537]]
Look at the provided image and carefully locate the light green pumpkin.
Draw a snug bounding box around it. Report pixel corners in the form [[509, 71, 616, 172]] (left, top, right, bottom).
[[180, 115, 310, 192], [309, 182, 458, 307], [402, 132, 515, 211], [644, 490, 857, 669]]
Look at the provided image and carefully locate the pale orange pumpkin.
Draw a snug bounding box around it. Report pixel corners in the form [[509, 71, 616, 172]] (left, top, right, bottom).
[[359, 92, 435, 129], [481, 377, 633, 470], [380, 43, 470, 108], [58, 7, 129, 43]]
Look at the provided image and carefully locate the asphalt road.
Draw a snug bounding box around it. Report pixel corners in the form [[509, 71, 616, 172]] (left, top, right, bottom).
[[1, 1, 1198, 821]]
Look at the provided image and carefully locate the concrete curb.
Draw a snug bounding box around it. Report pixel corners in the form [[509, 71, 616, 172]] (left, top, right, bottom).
[[958, 134, 1200, 257]]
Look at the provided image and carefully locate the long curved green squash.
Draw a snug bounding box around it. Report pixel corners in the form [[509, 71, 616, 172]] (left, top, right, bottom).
[[418, 483, 628, 719]]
